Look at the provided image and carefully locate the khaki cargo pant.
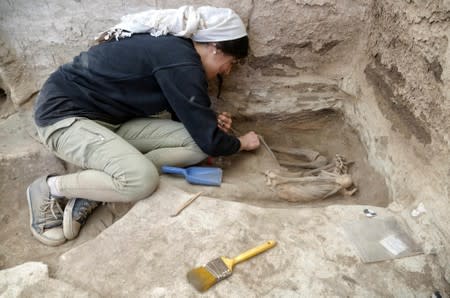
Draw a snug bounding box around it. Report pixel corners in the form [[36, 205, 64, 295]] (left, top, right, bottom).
[[36, 117, 207, 203]]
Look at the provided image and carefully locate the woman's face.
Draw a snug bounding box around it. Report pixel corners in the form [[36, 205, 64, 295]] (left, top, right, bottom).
[[203, 45, 237, 80]]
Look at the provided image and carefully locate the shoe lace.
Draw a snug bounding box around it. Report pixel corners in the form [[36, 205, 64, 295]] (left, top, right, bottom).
[[40, 196, 64, 227], [76, 200, 98, 222]]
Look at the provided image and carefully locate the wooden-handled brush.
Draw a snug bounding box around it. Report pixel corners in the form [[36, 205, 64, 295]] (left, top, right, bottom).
[[187, 240, 277, 292]]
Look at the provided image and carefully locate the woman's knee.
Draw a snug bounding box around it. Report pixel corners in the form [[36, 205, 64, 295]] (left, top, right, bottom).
[[113, 158, 160, 202], [184, 138, 209, 162], [133, 165, 160, 201]]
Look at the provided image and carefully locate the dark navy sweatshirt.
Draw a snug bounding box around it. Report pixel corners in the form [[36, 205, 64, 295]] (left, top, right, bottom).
[[34, 34, 240, 156]]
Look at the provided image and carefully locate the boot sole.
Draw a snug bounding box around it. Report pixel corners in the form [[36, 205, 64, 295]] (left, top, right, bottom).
[[63, 198, 78, 240], [26, 185, 66, 246]]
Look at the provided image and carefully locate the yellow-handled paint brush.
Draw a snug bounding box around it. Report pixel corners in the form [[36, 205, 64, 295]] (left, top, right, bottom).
[[187, 240, 277, 292]]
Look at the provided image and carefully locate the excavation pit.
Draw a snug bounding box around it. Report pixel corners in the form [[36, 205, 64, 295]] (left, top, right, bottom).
[[166, 111, 390, 209]]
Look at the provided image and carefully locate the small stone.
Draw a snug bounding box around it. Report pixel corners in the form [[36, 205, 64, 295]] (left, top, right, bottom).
[[363, 208, 377, 218]]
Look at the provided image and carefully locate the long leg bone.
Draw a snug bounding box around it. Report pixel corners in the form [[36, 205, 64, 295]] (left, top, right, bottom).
[[269, 173, 330, 186], [265, 169, 356, 201], [271, 147, 321, 160], [279, 156, 328, 169]]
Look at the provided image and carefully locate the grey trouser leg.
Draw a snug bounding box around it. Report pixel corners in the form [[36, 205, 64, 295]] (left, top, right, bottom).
[[116, 118, 208, 170], [36, 117, 207, 203]]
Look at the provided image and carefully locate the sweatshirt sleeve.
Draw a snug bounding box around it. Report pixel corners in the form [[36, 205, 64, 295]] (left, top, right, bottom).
[[154, 64, 241, 156]]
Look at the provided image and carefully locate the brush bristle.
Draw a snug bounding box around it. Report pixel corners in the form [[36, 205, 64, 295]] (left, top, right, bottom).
[[187, 266, 217, 292], [187, 257, 232, 292], [205, 257, 232, 279]]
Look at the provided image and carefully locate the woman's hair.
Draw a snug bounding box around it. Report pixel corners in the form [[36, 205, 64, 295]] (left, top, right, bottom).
[[215, 35, 249, 59], [214, 36, 249, 99]]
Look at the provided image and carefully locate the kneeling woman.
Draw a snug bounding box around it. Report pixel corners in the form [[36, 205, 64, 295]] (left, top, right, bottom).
[[27, 6, 260, 246]]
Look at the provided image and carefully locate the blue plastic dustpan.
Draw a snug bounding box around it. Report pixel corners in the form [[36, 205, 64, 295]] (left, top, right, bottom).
[[161, 166, 222, 186]]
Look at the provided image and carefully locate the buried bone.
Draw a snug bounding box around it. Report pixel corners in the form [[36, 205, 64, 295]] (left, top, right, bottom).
[[278, 156, 327, 169], [267, 154, 352, 178], [259, 143, 357, 202], [272, 147, 328, 169], [265, 162, 357, 202]]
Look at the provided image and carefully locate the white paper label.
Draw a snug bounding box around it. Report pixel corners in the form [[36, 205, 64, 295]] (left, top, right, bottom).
[[380, 235, 408, 255]]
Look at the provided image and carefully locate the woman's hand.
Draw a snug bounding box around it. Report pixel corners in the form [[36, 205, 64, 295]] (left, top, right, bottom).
[[216, 112, 260, 151], [217, 111, 232, 133], [238, 131, 260, 151]]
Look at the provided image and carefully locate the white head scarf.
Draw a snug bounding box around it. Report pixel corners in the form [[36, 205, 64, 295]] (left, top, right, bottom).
[[96, 5, 247, 43]]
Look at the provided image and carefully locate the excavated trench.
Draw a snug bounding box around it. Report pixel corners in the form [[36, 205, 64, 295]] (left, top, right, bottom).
[[240, 111, 389, 207], [165, 109, 390, 209]]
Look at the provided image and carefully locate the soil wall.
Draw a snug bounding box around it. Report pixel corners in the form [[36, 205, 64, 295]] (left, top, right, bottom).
[[340, 1, 450, 281]]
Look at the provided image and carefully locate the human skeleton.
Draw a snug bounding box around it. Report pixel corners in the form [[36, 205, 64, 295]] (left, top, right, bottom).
[[264, 147, 357, 202]]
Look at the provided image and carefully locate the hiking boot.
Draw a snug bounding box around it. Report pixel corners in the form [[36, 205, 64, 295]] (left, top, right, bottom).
[[26, 176, 66, 246], [63, 198, 99, 240]]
